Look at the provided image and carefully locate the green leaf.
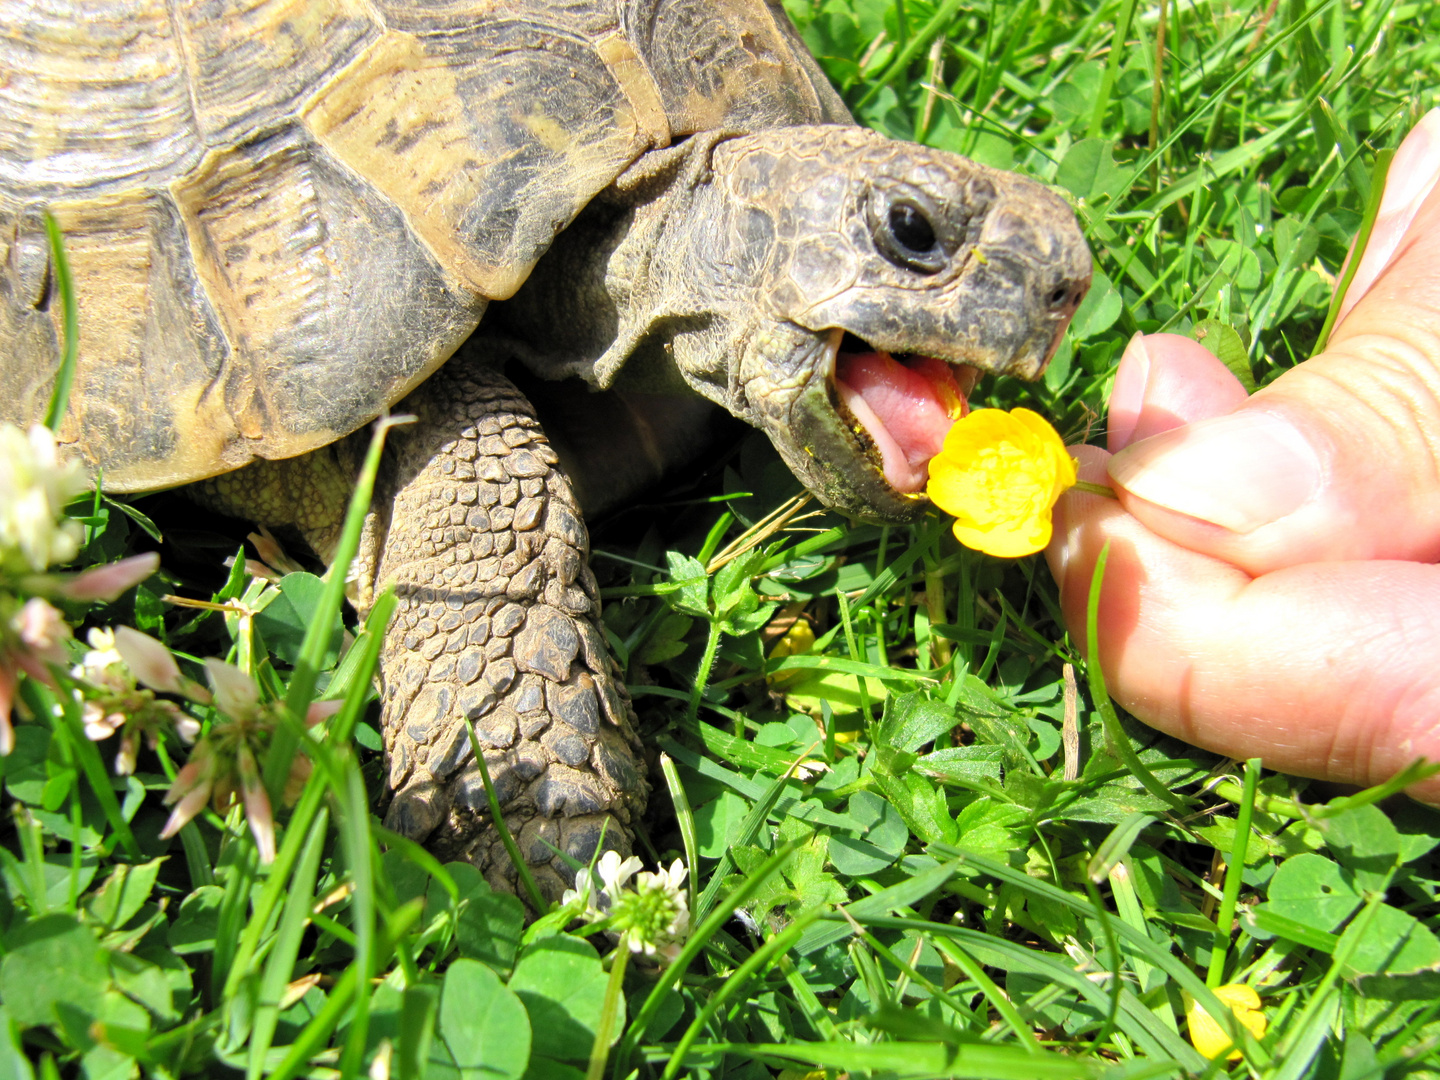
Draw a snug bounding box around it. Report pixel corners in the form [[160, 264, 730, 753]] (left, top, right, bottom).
[[879, 692, 961, 753], [874, 772, 956, 846], [253, 572, 344, 668], [434, 958, 531, 1080], [712, 550, 761, 617], [508, 937, 614, 1063], [782, 827, 848, 912], [167, 885, 225, 955], [2, 726, 51, 806], [110, 948, 188, 1025], [1067, 267, 1122, 341], [1257, 854, 1361, 933], [914, 746, 1004, 786], [830, 791, 908, 877], [435, 863, 525, 974], [1055, 139, 1131, 203], [1192, 319, 1256, 392], [663, 551, 709, 617], [399, 984, 439, 1080], [74, 989, 149, 1080], [953, 798, 1030, 861], [1337, 903, 1440, 978], [693, 790, 750, 858], [86, 858, 165, 931], [1323, 804, 1402, 893], [0, 914, 109, 1028], [0, 1004, 33, 1080], [0, 849, 99, 912]]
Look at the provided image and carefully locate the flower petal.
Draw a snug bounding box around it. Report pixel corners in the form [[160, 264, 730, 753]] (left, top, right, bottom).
[[926, 408, 1078, 558], [115, 626, 187, 695], [204, 658, 260, 718], [0, 666, 15, 755], [62, 553, 160, 601], [1186, 984, 1267, 1060], [238, 744, 276, 863]]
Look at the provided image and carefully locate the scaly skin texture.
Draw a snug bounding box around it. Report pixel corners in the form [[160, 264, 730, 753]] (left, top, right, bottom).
[[200, 356, 647, 899]]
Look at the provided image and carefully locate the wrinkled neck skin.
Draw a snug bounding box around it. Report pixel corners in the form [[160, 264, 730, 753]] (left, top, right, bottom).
[[486, 130, 753, 399], [487, 125, 1092, 523]]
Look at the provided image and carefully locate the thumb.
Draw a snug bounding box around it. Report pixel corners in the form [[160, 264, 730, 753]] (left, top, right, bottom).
[[1107, 111, 1440, 575]]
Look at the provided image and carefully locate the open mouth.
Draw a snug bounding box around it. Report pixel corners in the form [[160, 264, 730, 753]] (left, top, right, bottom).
[[829, 330, 983, 495]]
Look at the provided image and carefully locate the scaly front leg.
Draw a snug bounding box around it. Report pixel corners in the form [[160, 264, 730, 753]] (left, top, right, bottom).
[[375, 359, 647, 900]]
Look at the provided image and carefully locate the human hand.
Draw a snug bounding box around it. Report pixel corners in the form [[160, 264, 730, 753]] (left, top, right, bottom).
[[1044, 108, 1440, 800]]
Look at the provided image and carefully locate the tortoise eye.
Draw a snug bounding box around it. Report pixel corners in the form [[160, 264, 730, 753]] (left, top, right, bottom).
[[888, 203, 937, 255], [873, 197, 947, 274]]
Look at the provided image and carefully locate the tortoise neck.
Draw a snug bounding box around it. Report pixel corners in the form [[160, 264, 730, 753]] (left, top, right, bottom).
[[481, 132, 746, 399]]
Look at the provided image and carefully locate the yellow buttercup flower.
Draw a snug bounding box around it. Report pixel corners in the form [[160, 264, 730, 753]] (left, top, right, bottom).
[[1186, 983, 1268, 1060], [925, 408, 1078, 558]]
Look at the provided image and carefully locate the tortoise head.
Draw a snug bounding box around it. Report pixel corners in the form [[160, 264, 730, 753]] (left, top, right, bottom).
[[659, 126, 1092, 523]]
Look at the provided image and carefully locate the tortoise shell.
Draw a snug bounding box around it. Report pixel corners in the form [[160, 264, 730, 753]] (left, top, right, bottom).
[[0, 0, 849, 490]]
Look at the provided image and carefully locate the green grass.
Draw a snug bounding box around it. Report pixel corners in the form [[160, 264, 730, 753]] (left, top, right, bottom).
[[5, 1, 1440, 1077]]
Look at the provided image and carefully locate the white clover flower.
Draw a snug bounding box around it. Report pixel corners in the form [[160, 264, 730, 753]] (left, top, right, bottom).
[[620, 858, 690, 959], [562, 849, 641, 914], [79, 627, 124, 680], [0, 423, 89, 575], [564, 851, 690, 961]]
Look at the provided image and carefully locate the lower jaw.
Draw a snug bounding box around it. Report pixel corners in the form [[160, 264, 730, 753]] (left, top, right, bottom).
[[780, 380, 932, 524], [830, 338, 983, 495]]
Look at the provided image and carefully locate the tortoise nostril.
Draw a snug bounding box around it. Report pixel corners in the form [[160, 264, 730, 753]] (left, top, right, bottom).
[[1049, 284, 1083, 310]]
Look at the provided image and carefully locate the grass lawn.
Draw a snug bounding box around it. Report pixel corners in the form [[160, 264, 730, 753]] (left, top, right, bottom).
[[4, 0, 1440, 1077]]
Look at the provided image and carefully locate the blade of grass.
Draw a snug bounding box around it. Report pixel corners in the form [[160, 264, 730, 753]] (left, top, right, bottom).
[[852, 0, 968, 111], [264, 413, 412, 804], [41, 213, 78, 433], [1084, 542, 1189, 813], [1206, 758, 1260, 987], [336, 754, 378, 1078], [663, 906, 829, 1079], [38, 678, 142, 859], [1313, 147, 1394, 353], [465, 716, 547, 913], [246, 806, 330, 1080], [221, 590, 393, 1001], [1086, 0, 1139, 139], [659, 753, 699, 921], [689, 1038, 1119, 1079]]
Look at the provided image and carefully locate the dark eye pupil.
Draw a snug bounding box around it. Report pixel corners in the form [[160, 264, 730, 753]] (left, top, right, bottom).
[[888, 204, 936, 254]]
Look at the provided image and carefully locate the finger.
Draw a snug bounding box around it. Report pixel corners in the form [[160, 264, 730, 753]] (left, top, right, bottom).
[[1106, 163, 1440, 575], [1106, 332, 1250, 452], [1337, 108, 1440, 323], [1048, 447, 1440, 801]]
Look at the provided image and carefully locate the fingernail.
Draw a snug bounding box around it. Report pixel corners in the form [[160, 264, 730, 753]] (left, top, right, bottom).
[[1106, 333, 1150, 451], [1108, 410, 1321, 533]]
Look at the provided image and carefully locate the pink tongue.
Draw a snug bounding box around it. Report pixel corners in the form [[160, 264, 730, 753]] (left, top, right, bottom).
[[836, 352, 963, 493]]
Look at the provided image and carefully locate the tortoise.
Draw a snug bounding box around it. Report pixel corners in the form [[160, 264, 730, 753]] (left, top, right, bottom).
[[0, 0, 1091, 897]]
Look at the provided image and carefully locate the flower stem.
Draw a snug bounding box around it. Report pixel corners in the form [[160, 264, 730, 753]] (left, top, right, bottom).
[[587, 933, 630, 1080], [1073, 480, 1118, 498], [1207, 758, 1260, 987], [686, 618, 723, 727]]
